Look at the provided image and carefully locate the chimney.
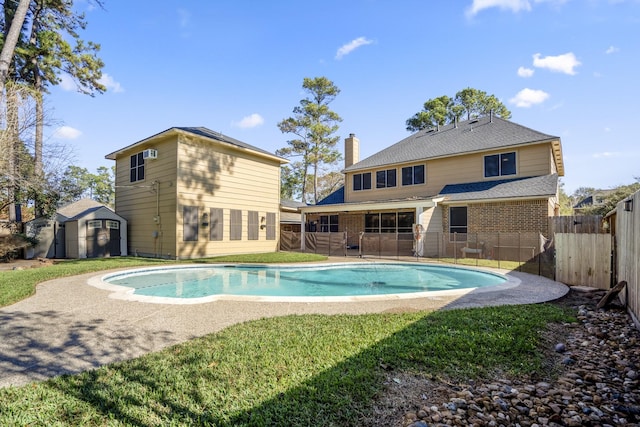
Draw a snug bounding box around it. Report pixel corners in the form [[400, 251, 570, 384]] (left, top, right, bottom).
[[344, 133, 360, 168]]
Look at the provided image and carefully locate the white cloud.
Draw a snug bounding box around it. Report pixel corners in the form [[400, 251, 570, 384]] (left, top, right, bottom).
[[54, 126, 82, 140], [98, 73, 124, 93], [466, 0, 531, 17], [58, 74, 76, 91], [592, 151, 621, 158], [335, 37, 373, 60], [517, 66, 535, 77], [232, 113, 265, 129], [466, 0, 568, 16], [605, 45, 620, 54], [532, 52, 581, 75], [509, 88, 550, 107]]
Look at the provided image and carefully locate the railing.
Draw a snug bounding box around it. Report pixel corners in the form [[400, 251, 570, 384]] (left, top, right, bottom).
[[281, 230, 554, 278]]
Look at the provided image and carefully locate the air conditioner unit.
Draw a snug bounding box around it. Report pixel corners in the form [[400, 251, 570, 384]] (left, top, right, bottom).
[[143, 149, 158, 159]]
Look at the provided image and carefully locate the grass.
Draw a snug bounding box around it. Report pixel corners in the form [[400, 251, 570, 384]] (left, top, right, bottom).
[[0, 304, 572, 426], [0, 252, 327, 308]]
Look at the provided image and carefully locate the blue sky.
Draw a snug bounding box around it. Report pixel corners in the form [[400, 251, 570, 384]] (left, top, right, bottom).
[[48, 0, 640, 195]]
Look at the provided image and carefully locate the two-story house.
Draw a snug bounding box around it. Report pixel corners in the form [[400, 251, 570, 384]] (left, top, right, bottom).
[[300, 115, 564, 258], [106, 127, 287, 259]]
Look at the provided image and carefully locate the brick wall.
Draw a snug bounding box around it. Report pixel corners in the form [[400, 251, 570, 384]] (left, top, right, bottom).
[[444, 199, 550, 236]]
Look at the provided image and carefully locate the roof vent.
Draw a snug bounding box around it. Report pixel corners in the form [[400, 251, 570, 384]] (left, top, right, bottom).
[[469, 118, 479, 124]]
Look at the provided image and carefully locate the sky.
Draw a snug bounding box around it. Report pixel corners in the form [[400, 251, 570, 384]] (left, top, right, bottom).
[[46, 0, 640, 195]]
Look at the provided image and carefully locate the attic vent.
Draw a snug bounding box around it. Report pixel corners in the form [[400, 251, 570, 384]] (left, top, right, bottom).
[[143, 149, 158, 159]]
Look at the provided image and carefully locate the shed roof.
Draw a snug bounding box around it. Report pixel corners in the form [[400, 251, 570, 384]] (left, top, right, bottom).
[[439, 174, 559, 202], [345, 116, 563, 175]]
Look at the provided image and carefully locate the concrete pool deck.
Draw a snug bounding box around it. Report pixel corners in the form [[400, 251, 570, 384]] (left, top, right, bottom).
[[0, 259, 568, 388]]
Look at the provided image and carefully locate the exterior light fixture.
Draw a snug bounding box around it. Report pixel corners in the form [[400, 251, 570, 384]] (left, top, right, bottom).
[[624, 199, 634, 212], [202, 212, 209, 227]]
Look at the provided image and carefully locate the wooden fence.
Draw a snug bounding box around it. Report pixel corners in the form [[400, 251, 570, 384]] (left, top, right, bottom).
[[555, 233, 612, 289], [550, 215, 604, 234], [616, 191, 639, 324]]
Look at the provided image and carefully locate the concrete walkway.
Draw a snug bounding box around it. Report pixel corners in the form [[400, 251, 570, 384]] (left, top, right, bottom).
[[0, 263, 568, 388]]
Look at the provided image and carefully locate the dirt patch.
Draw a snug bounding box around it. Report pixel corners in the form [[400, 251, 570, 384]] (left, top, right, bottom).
[[0, 258, 55, 271]]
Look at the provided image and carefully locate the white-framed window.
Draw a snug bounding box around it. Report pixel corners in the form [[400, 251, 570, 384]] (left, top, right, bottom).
[[106, 220, 119, 229], [484, 152, 516, 177], [401, 165, 425, 186], [130, 152, 145, 182], [87, 220, 102, 229], [353, 172, 372, 191], [376, 169, 397, 189]]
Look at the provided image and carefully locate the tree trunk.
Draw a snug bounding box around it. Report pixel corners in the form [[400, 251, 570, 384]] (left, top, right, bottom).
[[0, 0, 30, 89]]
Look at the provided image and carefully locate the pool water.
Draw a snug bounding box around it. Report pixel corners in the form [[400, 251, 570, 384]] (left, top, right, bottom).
[[103, 263, 507, 299]]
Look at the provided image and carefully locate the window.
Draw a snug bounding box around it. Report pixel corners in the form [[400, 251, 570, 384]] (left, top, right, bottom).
[[87, 220, 102, 229], [376, 169, 397, 189], [209, 208, 223, 241], [266, 212, 276, 240], [449, 206, 467, 240], [319, 215, 339, 232], [130, 152, 145, 182], [230, 209, 242, 240], [484, 152, 516, 177], [401, 165, 425, 186], [248, 211, 259, 240], [106, 220, 119, 229], [365, 212, 415, 233], [353, 172, 372, 191], [183, 206, 199, 241]]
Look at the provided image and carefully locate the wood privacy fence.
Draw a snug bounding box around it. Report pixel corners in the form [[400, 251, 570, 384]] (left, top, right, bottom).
[[555, 233, 612, 289], [550, 215, 605, 234], [616, 191, 640, 324]]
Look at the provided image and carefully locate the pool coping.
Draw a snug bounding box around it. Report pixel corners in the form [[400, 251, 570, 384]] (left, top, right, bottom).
[[87, 262, 521, 304]]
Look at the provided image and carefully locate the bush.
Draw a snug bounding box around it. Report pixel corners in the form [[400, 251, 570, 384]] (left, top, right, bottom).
[[0, 234, 37, 261]]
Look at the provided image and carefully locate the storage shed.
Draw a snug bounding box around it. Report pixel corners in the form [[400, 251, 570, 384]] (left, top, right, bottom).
[[25, 199, 128, 259]]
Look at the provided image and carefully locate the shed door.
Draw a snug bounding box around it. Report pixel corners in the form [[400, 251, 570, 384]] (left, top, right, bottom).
[[86, 220, 121, 258]]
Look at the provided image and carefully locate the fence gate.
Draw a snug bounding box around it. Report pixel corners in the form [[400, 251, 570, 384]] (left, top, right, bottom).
[[555, 233, 612, 289]]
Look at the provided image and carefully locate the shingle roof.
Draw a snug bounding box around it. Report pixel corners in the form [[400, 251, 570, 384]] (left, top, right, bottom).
[[57, 198, 105, 220], [174, 127, 280, 159], [344, 116, 559, 172], [106, 127, 286, 163], [316, 186, 345, 205], [439, 174, 559, 202]]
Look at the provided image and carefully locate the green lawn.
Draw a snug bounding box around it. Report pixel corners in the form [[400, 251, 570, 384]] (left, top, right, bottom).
[[0, 304, 571, 426]]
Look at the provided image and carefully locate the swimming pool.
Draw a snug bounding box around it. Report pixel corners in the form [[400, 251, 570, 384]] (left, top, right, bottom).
[[93, 263, 511, 304]]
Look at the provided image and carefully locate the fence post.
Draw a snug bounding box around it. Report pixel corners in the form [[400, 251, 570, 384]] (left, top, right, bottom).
[[497, 232, 501, 270]]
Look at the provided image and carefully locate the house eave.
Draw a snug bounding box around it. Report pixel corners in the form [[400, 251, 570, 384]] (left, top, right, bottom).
[[300, 197, 444, 214], [105, 127, 288, 165], [439, 194, 556, 205]]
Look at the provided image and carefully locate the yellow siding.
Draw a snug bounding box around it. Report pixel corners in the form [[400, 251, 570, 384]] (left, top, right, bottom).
[[344, 143, 554, 203], [175, 135, 281, 258], [113, 136, 178, 258]]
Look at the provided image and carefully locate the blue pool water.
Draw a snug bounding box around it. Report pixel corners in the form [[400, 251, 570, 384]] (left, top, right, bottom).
[[102, 263, 507, 299]]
